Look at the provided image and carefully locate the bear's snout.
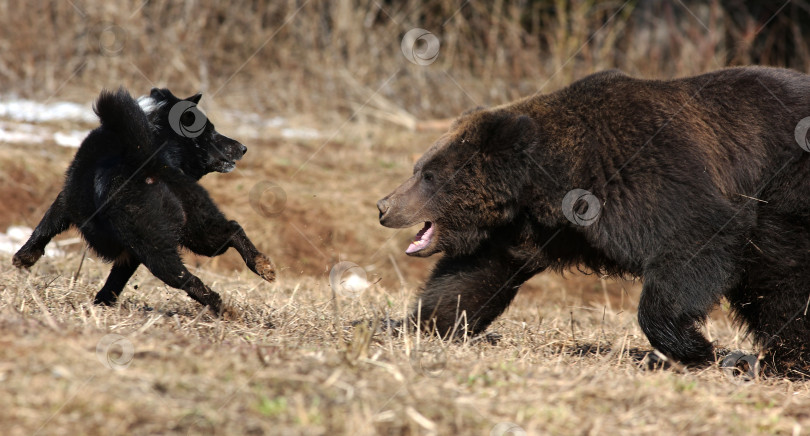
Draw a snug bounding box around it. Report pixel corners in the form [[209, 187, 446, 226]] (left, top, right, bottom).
[[377, 196, 414, 228], [377, 197, 394, 225]]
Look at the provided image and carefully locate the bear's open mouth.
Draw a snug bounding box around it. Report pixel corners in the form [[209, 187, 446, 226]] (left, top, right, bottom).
[[406, 222, 434, 254]]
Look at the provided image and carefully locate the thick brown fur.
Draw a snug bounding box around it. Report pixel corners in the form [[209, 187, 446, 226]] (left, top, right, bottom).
[[378, 67, 810, 372]]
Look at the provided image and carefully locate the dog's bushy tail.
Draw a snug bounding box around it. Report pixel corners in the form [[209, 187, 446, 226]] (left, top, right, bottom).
[[93, 87, 154, 159]]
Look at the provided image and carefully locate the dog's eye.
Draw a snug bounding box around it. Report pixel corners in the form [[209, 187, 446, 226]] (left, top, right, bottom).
[[180, 111, 195, 127], [422, 172, 434, 183]]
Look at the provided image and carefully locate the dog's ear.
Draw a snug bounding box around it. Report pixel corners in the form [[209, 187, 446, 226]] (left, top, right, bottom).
[[186, 93, 202, 104], [150, 88, 168, 99]]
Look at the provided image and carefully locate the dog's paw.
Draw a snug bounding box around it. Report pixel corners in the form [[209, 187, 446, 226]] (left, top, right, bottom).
[[12, 249, 42, 270], [253, 254, 276, 282], [93, 293, 119, 306], [216, 301, 239, 321]]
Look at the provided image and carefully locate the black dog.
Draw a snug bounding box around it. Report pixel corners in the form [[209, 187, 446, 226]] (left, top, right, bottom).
[[13, 88, 275, 314]]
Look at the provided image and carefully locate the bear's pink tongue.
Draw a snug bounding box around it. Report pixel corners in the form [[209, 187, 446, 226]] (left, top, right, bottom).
[[406, 222, 433, 254]]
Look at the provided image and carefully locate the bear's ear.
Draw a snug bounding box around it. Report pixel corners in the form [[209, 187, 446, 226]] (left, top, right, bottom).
[[477, 111, 537, 154], [451, 106, 487, 129]]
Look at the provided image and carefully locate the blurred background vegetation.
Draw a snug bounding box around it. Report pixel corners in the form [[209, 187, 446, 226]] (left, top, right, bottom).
[[3, 0, 810, 121]]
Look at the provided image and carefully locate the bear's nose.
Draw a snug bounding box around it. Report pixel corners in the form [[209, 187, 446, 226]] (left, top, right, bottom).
[[240, 144, 247, 155], [377, 198, 390, 219]]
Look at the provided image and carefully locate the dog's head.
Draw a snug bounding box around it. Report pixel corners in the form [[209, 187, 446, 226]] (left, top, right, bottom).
[[138, 88, 246, 179]]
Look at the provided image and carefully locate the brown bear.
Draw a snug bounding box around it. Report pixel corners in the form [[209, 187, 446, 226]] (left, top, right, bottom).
[[377, 66, 810, 370]]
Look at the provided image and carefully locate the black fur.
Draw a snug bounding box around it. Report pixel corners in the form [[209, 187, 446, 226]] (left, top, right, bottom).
[[13, 88, 275, 314], [379, 67, 810, 371]]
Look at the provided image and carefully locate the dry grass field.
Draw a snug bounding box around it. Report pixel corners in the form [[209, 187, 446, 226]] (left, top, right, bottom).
[[3, 1, 810, 435], [1, 248, 809, 435]]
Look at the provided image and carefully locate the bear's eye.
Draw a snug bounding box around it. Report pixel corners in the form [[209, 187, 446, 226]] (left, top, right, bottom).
[[422, 172, 434, 183]]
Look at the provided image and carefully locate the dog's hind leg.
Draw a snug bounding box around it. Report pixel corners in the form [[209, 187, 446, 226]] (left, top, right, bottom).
[[94, 255, 140, 306], [13, 192, 71, 269], [136, 249, 226, 315]]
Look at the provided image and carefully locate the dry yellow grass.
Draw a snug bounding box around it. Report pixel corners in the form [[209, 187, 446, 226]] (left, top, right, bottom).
[[1, 250, 809, 436]]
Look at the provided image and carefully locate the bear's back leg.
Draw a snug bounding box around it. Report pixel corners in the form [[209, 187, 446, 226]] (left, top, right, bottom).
[[729, 214, 810, 368], [636, 204, 750, 365]]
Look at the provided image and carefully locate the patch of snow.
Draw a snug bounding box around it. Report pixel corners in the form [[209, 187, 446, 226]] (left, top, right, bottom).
[[281, 127, 321, 140], [0, 99, 95, 123], [221, 110, 286, 129], [265, 116, 286, 128], [54, 130, 86, 148], [0, 121, 86, 148], [0, 124, 49, 144], [0, 226, 65, 258]]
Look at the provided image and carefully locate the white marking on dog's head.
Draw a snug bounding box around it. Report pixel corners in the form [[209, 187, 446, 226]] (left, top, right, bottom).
[[137, 95, 165, 115]]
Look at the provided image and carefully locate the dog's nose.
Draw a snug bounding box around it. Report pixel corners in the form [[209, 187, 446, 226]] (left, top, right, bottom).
[[377, 198, 390, 219], [240, 144, 247, 155]]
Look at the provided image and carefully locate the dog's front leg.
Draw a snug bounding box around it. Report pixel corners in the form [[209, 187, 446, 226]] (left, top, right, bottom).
[[226, 221, 276, 282], [184, 218, 275, 283], [178, 187, 276, 283], [13, 192, 71, 269]]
